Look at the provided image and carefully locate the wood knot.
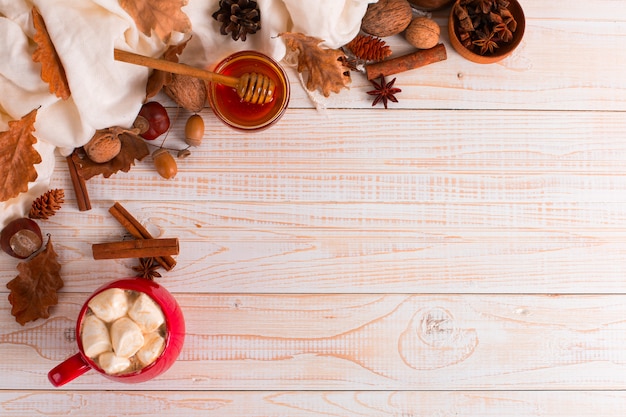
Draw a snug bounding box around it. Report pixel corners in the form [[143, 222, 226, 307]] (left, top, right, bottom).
[[418, 307, 455, 347], [398, 306, 479, 370], [64, 327, 76, 342]]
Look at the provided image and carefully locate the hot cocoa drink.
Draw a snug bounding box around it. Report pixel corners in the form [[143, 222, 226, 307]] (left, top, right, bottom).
[[80, 288, 167, 375]]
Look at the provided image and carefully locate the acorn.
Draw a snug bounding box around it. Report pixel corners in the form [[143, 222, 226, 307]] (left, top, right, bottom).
[[152, 148, 178, 179], [1, 218, 43, 259], [184, 114, 205, 147]]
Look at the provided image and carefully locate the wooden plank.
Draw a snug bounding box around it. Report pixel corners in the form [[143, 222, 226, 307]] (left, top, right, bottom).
[[1, 390, 625, 416], [47, 109, 626, 203], [1, 294, 626, 390], [4, 201, 626, 293]]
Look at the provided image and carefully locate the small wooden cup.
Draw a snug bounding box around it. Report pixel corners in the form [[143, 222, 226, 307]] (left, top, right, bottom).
[[448, 0, 525, 64], [409, 0, 454, 11]]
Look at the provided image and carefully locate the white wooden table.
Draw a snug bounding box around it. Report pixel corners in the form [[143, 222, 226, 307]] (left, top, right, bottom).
[[2, 1, 626, 415]]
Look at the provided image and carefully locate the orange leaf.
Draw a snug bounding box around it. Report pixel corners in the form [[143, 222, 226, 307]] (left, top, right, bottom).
[[72, 128, 150, 180], [280, 32, 351, 97], [146, 38, 191, 99], [0, 109, 42, 202], [120, 0, 192, 43], [7, 237, 63, 326], [31, 7, 71, 100]]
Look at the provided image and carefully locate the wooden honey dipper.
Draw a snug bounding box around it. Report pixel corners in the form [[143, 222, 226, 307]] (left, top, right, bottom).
[[114, 49, 275, 104]]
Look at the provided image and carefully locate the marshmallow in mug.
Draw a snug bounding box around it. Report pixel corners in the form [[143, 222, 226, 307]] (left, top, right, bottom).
[[81, 315, 112, 358], [80, 288, 167, 375], [88, 288, 129, 322], [98, 351, 131, 375], [111, 317, 145, 357], [129, 293, 166, 332]]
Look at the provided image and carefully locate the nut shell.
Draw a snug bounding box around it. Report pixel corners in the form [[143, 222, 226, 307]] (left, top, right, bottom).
[[164, 74, 207, 113], [1, 218, 43, 259], [361, 0, 413, 38], [404, 17, 441, 49], [83, 131, 122, 163]]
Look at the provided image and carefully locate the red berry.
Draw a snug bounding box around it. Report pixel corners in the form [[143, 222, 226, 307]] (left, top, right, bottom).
[[137, 102, 170, 140]]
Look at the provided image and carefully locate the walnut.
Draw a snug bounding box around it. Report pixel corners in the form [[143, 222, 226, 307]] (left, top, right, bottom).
[[361, 0, 413, 38], [404, 16, 440, 50], [163, 73, 207, 113], [83, 129, 122, 163]]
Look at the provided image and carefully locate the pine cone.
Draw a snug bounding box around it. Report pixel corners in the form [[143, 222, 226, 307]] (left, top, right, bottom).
[[29, 189, 64, 220], [212, 0, 261, 42], [345, 34, 392, 62]]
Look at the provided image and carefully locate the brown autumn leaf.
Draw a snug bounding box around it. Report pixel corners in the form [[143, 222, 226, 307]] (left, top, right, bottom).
[[146, 38, 191, 99], [7, 237, 63, 326], [280, 32, 351, 97], [72, 128, 150, 180], [120, 0, 192, 43], [31, 7, 71, 100], [0, 109, 42, 202]]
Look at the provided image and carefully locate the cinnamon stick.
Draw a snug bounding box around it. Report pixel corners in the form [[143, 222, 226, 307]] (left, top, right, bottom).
[[92, 238, 179, 260], [108, 202, 177, 270], [66, 154, 91, 211], [365, 43, 447, 80]]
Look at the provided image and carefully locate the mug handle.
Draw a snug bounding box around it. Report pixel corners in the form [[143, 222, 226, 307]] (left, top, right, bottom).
[[48, 353, 91, 387]]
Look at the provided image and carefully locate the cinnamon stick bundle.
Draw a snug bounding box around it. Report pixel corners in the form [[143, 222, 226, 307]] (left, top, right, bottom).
[[108, 202, 177, 270], [92, 238, 179, 260], [365, 44, 447, 80]]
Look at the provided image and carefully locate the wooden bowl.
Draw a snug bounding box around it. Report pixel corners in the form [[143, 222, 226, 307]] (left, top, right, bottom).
[[409, 0, 454, 10], [448, 0, 525, 64]]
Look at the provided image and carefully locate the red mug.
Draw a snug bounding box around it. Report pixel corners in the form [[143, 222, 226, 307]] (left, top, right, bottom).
[[48, 278, 185, 387]]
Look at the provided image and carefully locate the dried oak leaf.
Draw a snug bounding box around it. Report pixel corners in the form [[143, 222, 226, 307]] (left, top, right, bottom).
[[32, 7, 71, 100], [0, 109, 42, 202], [7, 237, 63, 326], [146, 38, 191, 99], [279, 32, 351, 97], [120, 0, 192, 43], [72, 128, 150, 180]]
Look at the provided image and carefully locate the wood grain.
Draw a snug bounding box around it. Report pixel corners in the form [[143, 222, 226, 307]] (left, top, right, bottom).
[[1, 1, 625, 415], [1, 391, 625, 416], [1, 294, 626, 390], [4, 200, 626, 293], [42, 110, 626, 204]]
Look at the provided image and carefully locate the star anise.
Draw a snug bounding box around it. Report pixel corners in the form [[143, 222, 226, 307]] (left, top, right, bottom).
[[472, 30, 499, 55], [367, 76, 401, 109], [132, 257, 162, 280]]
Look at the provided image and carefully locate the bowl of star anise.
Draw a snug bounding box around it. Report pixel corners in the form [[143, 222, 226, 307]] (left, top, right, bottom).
[[448, 0, 525, 64]]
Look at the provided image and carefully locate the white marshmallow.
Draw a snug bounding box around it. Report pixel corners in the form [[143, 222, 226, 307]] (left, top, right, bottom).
[[98, 351, 131, 375], [110, 317, 144, 358], [81, 314, 112, 358], [88, 288, 129, 323], [128, 293, 165, 333], [136, 332, 165, 366]]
